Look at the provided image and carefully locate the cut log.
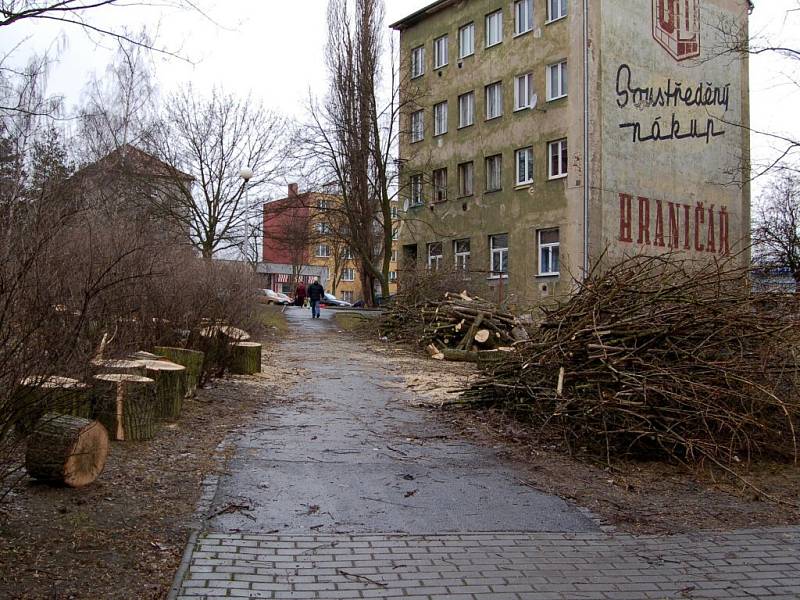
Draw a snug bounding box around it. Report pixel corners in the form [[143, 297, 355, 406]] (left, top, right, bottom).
[[15, 376, 92, 436], [199, 325, 250, 342], [457, 312, 485, 351], [231, 342, 262, 375], [198, 326, 250, 378], [93, 374, 158, 441], [140, 360, 187, 421], [129, 351, 164, 361], [153, 346, 204, 397], [474, 329, 492, 344], [25, 414, 109, 487], [90, 358, 146, 376]]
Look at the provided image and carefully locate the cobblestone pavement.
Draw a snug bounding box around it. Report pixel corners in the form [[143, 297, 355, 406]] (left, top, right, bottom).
[[169, 310, 800, 599]]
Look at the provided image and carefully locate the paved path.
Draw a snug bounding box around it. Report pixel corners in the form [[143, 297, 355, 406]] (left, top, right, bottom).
[[170, 308, 800, 599]]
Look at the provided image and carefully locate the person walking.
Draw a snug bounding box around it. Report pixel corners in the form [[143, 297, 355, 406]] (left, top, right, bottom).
[[307, 278, 325, 319], [294, 281, 306, 308]]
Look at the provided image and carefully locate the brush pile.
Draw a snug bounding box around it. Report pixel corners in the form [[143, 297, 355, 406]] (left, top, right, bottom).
[[463, 255, 800, 467]]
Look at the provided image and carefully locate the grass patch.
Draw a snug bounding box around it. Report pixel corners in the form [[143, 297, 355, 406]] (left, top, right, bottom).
[[333, 312, 372, 332], [259, 304, 289, 334]]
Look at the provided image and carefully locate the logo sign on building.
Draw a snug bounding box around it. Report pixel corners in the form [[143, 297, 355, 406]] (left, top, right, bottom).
[[652, 0, 701, 61]]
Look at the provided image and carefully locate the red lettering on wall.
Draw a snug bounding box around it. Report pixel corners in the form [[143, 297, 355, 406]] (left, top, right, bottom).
[[637, 196, 651, 245], [654, 199, 665, 247], [657, 0, 677, 34], [682, 204, 691, 250], [668, 202, 680, 249], [619, 193, 633, 242], [719, 207, 730, 255], [706, 205, 716, 253], [694, 202, 705, 252]]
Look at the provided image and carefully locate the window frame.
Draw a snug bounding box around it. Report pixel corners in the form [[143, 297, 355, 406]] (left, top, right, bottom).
[[411, 45, 425, 78], [433, 167, 448, 203], [489, 233, 509, 279], [433, 100, 448, 136], [546, 60, 568, 101], [547, 0, 567, 23], [458, 22, 475, 58], [485, 81, 503, 120], [454, 239, 471, 273], [514, 0, 534, 36], [458, 161, 474, 197], [485, 10, 503, 48], [410, 173, 424, 205], [515, 146, 534, 186], [427, 241, 444, 271], [316, 243, 330, 258], [433, 34, 449, 69], [514, 73, 533, 111], [485, 154, 502, 192], [342, 267, 356, 282], [548, 138, 568, 180], [458, 91, 475, 128], [410, 109, 424, 142], [388, 270, 398, 282], [538, 228, 560, 276]]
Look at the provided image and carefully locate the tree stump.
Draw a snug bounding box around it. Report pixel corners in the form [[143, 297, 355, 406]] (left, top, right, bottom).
[[153, 347, 204, 397], [198, 326, 250, 379], [93, 374, 158, 441], [90, 358, 146, 376], [25, 414, 109, 487], [231, 342, 262, 375], [140, 360, 187, 421], [15, 376, 92, 436]]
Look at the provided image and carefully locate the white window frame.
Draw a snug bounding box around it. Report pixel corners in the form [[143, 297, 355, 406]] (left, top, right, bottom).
[[458, 91, 475, 128], [548, 139, 568, 179], [485, 81, 503, 120], [411, 45, 425, 78], [391, 250, 398, 263], [316, 244, 330, 258], [486, 154, 502, 192], [489, 234, 509, 278], [546, 60, 567, 100], [538, 229, 560, 276], [341, 290, 354, 303], [392, 227, 399, 241], [515, 147, 534, 186], [317, 198, 329, 210], [343, 247, 354, 260], [433, 168, 447, 203], [514, 0, 534, 36], [454, 239, 471, 272], [485, 10, 503, 47], [390, 206, 398, 219], [547, 0, 567, 23], [410, 174, 424, 205], [433, 101, 448, 136], [458, 22, 475, 58], [434, 34, 449, 69], [427, 242, 444, 270], [458, 161, 474, 197], [342, 267, 355, 282], [410, 109, 424, 142], [389, 270, 398, 282], [514, 73, 533, 111], [316, 222, 330, 235]]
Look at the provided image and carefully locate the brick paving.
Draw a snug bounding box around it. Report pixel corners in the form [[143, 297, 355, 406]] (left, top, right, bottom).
[[172, 528, 800, 599]]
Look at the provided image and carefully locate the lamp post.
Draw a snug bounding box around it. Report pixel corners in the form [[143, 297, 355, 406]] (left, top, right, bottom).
[[239, 167, 254, 265]]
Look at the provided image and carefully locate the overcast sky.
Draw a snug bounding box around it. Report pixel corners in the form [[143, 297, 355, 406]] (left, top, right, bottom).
[[1, 0, 797, 194]]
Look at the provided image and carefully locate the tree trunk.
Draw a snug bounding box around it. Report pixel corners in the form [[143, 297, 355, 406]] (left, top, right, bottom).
[[25, 414, 109, 487], [93, 374, 158, 441], [231, 342, 262, 375], [140, 360, 187, 421], [153, 346, 204, 397], [15, 376, 91, 436]]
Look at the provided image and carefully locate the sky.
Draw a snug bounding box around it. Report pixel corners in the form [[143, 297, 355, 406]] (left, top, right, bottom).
[[1, 0, 798, 195]]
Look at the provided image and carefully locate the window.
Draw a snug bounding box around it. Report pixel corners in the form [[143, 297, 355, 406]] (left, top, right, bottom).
[[410, 109, 424, 142], [458, 161, 474, 197], [454, 239, 471, 272], [427, 242, 443, 270], [490, 234, 509, 277], [389, 271, 398, 282], [538, 229, 560, 275], [433, 168, 447, 202], [317, 198, 330, 210], [459, 22, 475, 58], [486, 10, 503, 47], [434, 35, 448, 69], [514, 73, 533, 110], [392, 227, 399, 240], [317, 244, 330, 258], [515, 147, 534, 185], [548, 139, 568, 179], [391, 249, 398, 263], [514, 0, 533, 35], [547, 0, 567, 22], [341, 291, 354, 303], [485, 81, 503, 120], [433, 101, 448, 136], [316, 222, 331, 234], [547, 60, 567, 100], [411, 46, 425, 78], [458, 91, 475, 128], [485, 154, 502, 191], [410, 174, 424, 205], [342, 268, 355, 281], [390, 205, 399, 219]]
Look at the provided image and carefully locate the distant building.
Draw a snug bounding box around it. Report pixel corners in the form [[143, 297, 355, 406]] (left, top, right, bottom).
[[392, 0, 751, 305]]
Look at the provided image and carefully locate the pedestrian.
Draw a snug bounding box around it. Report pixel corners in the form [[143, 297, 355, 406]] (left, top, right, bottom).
[[308, 278, 325, 319], [294, 281, 306, 307]]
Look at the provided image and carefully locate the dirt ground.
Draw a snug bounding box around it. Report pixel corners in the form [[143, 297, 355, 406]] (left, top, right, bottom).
[[352, 323, 800, 536], [0, 307, 289, 600]]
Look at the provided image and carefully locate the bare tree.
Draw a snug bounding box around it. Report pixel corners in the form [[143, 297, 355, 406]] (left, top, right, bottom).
[[145, 86, 288, 259], [753, 171, 800, 286]]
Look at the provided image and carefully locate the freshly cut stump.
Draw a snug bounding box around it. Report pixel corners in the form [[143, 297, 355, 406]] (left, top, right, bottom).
[[90, 358, 146, 376], [140, 360, 187, 421], [93, 374, 157, 441], [15, 376, 91, 436], [231, 342, 262, 375], [199, 325, 250, 342], [25, 414, 109, 487], [153, 347, 204, 397], [198, 326, 250, 378]]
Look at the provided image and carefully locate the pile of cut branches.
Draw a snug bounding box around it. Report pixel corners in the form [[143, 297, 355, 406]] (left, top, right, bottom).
[[463, 255, 800, 470]]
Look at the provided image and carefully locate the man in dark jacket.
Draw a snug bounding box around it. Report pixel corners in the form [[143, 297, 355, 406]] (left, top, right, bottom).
[[308, 278, 325, 319]]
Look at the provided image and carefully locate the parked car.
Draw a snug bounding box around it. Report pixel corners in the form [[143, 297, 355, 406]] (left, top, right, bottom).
[[322, 292, 352, 307], [258, 289, 292, 305]]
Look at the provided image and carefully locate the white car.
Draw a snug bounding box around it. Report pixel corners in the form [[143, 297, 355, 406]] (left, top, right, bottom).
[[259, 289, 292, 305]]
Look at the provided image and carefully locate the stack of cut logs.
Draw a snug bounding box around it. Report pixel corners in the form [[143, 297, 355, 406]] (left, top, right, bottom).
[[416, 292, 524, 363], [20, 322, 263, 489]]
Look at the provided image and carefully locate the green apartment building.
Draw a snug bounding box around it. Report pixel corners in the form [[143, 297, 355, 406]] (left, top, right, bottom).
[[392, 0, 751, 306]]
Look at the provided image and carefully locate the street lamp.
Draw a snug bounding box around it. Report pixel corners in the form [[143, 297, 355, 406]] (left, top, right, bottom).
[[240, 167, 254, 264]]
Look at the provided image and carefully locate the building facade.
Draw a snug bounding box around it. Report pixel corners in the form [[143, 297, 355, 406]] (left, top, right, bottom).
[[392, 0, 750, 306]]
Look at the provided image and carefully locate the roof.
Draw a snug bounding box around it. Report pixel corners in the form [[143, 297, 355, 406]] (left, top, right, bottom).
[[257, 263, 329, 278], [389, 0, 457, 30], [72, 144, 194, 183]]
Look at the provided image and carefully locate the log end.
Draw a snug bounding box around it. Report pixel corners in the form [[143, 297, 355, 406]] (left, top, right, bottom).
[[64, 420, 109, 487]]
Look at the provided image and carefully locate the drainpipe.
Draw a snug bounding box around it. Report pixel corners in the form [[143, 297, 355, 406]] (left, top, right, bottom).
[[582, 0, 590, 278]]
